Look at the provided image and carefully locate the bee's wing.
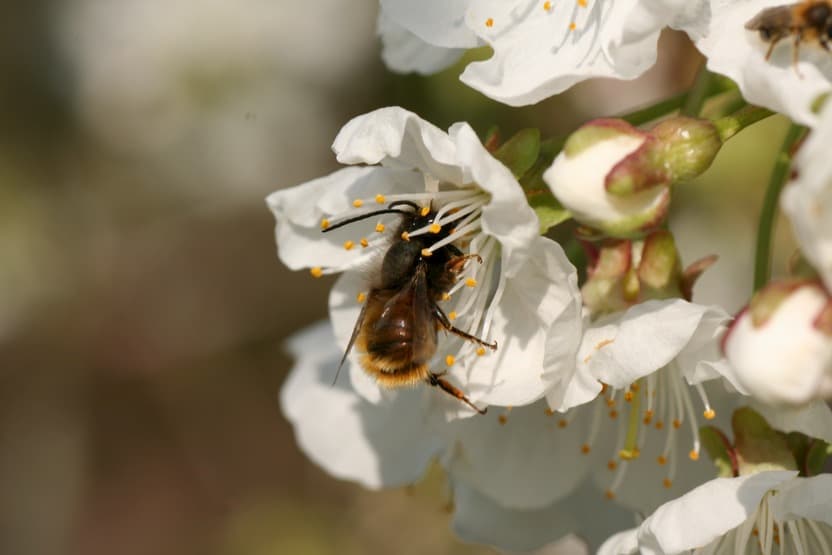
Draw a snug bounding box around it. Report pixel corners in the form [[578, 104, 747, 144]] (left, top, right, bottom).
[[410, 264, 438, 364], [333, 300, 368, 386]]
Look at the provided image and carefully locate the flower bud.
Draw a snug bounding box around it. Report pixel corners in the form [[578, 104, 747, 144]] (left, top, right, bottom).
[[544, 117, 721, 237], [723, 280, 832, 406], [581, 229, 716, 315]]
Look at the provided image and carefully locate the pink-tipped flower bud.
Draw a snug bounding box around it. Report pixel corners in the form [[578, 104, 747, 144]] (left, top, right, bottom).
[[723, 280, 832, 406], [544, 117, 721, 238]]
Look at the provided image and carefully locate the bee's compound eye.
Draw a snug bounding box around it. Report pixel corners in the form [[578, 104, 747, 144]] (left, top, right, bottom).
[[759, 27, 773, 41]]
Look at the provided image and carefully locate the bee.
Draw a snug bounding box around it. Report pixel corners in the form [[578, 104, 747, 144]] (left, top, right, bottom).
[[323, 200, 497, 414], [745, 0, 832, 69]]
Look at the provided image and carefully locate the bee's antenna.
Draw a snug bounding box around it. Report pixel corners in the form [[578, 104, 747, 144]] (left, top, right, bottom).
[[322, 204, 418, 233]]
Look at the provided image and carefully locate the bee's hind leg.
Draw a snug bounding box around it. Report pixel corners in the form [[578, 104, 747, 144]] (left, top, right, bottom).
[[433, 306, 497, 350], [428, 373, 487, 415]]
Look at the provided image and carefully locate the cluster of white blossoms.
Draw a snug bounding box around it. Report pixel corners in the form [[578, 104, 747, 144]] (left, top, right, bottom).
[[269, 0, 832, 552]]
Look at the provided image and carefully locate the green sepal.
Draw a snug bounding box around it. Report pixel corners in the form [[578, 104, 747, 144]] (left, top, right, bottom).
[[493, 128, 540, 179], [638, 230, 680, 290], [519, 137, 571, 233], [805, 440, 832, 476], [700, 425, 737, 477], [733, 406, 798, 475]]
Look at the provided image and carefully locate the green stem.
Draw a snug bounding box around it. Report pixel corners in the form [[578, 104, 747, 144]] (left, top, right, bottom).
[[753, 124, 806, 291], [714, 105, 775, 142], [681, 66, 714, 117]]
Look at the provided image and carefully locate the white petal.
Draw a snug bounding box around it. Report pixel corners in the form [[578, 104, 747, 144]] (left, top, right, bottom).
[[724, 284, 832, 406], [456, 237, 583, 407], [782, 104, 832, 291], [449, 122, 539, 274], [753, 399, 832, 444], [445, 402, 589, 509], [280, 321, 440, 488], [636, 471, 797, 553], [460, 0, 668, 106], [266, 166, 423, 271], [451, 478, 636, 553], [377, 11, 465, 75], [332, 106, 465, 185], [694, 0, 832, 127], [380, 0, 479, 49], [580, 299, 729, 389], [598, 529, 639, 555], [770, 474, 832, 527]]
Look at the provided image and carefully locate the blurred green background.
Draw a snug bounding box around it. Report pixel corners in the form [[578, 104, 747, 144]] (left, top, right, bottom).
[[0, 2, 798, 554]]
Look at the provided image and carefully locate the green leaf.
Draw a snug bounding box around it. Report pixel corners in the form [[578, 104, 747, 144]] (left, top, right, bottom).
[[700, 425, 737, 477], [493, 128, 540, 179], [732, 406, 798, 475], [805, 440, 832, 476]]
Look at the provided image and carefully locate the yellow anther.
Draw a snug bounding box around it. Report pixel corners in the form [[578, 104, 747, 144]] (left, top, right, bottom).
[[655, 420, 665, 430], [401, 231, 410, 241], [689, 450, 699, 461], [657, 455, 667, 466], [429, 223, 442, 234], [352, 199, 364, 208], [544, 408, 555, 416], [600, 383, 608, 394], [360, 238, 369, 248], [343, 240, 355, 250], [498, 413, 508, 425], [465, 278, 477, 288], [578, 0, 587, 6], [609, 409, 618, 419], [375, 194, 386, 204], [558, 419, 568, 429], [449, 311, 457, 321], [663, 478, 672, 489], [356, 292, 367, 303], [607, 460, 617, 471], [441, 292, 451, 301], [320, 218, 330, 230], [630, 382, 640, 392], [604, 490, 615, 500], [420, 206, 430, 216], [703, 409, 716, 420], [643, 410, 654, 425], [485, 17, 494, 27], [672, 419, 682, 429], [581, 444, 591, 454], [543, 0, 551, 9], [375, 223, 385, 233], [624, 391, 634, 402], [421, 248, 433, 257], [476, 347, 486, 356], [310, 267, 323, 278], [606, 398, 616, 407], [569, 21, 576, 30], [445, 355, 455, 366]]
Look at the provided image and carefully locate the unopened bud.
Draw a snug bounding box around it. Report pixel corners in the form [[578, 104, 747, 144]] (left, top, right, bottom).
[[545, 117, 722, 238], [723, 280, 832, 406]]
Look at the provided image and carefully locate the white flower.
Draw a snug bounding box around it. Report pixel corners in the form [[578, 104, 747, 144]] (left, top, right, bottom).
[[723, 281, 832, 406], [552, 299, 743, 511], [599, 471, 832, 555], [459, 0, 692, 106], [693, 0, 832, 127], [377, 0, 478, 75], [282, 321, 633, 552], [268, 106, 583, 413], [782, 103, 832, 290]]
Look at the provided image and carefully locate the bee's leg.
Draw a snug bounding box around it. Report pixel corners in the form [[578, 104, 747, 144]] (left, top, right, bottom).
[[433, 306, 498, 350], [792, 31, 804, 78], [428, 372, 487, 415], [764, 36, 781, 61], [445, 253, 483, 274]]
